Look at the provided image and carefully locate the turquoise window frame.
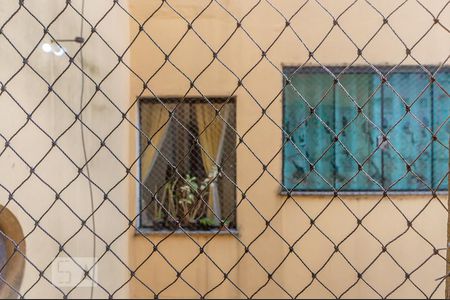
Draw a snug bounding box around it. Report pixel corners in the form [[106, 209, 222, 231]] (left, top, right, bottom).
[[282, 66, 449, 193]]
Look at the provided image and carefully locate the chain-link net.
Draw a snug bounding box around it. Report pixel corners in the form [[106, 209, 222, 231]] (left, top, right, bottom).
[[0, 0, 449, 298]]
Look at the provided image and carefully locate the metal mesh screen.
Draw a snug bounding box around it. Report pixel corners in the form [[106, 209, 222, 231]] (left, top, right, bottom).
[[0, 0, 448, 299]]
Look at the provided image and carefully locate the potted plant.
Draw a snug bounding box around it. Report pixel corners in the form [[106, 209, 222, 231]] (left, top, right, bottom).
[[151, 185, 165, 230], [162, 178, 179, 230], [154, 174, 225, 231]]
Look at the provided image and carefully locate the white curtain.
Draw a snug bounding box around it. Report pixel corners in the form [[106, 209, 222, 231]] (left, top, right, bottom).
[[195, 104, 230, 223], [140, 103, 172, 181]]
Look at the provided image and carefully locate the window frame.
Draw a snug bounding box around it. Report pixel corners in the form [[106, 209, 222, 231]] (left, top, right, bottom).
[[0, 234, 6, 269], [281, 65, 449, 196], [136, 96, 238, 232]]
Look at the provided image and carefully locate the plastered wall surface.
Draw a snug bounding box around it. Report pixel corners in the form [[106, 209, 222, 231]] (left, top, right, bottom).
[[0, 1, 131, 298], [128, 0, 449, 298]]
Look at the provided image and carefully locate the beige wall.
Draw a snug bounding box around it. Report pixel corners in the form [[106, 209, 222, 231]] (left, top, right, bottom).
[[128, 0, 449, 298], [0, 0, 131, 298]]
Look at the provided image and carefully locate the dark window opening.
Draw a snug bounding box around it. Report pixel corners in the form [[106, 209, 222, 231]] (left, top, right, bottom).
[[139, 98, 237, 231]]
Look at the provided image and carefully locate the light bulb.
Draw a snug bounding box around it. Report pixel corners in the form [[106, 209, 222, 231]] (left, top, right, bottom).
[[53, 45, 65, 57], [41, 43, 53, 53]]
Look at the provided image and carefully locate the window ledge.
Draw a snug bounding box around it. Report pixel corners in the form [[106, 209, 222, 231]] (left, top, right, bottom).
[[280, 190, 448, 196], [134, 228, 239, 237]]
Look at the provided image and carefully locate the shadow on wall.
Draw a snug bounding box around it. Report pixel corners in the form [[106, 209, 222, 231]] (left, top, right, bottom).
[[0, 206, 26, 299]]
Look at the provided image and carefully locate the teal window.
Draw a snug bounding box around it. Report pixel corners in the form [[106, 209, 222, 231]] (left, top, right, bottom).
[[282, 67, 449, 193]]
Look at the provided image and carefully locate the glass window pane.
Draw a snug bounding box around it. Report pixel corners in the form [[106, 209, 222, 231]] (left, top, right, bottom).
[[432, 71, 449, 190], [282, 67, 444, 193], [382, 72, 433, 191], [139, 99, 236, 230], [335, 73, 383, 191], [283, 71, 335, 191]]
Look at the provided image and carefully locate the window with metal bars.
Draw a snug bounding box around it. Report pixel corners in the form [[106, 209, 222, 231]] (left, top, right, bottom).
[[283, 66, 449, 193], [139, 98, 237, 231]]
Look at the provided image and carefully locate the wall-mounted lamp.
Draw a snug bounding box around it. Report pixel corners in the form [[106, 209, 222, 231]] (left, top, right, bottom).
[[41, 37, 85, 57]]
